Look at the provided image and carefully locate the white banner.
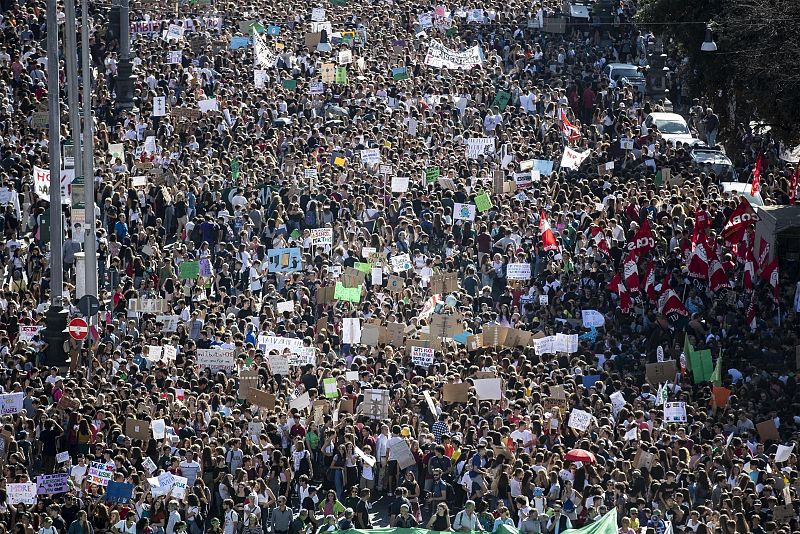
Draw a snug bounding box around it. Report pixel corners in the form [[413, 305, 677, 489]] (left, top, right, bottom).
[[581, 309, 605, 328], [424, 39, 483, 70], [252, 30, 275, 67], [33, 166, 73, 203], [257, 335, 303, 354], [506, 263, 531, 280]]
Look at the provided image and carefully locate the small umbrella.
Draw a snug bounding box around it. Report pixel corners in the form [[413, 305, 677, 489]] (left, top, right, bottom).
[[564, 448, 596, 464]]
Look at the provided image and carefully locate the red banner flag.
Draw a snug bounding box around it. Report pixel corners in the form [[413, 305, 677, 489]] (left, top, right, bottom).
[[721, 197, 759, 243], [626, 219, 655, 258], [539, 210, 559, 252]]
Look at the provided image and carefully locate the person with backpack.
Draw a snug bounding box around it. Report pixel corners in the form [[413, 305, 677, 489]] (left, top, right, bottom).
[[453, 500, 483, 532]]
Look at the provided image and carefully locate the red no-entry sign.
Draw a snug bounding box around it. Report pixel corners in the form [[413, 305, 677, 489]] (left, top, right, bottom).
[[68, 317, 89, 340]]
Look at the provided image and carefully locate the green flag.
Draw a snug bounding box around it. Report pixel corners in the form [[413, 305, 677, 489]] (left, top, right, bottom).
[[563, 509, 618, 534], [710, 355, 722, 386], [690, 349, 714, 383]]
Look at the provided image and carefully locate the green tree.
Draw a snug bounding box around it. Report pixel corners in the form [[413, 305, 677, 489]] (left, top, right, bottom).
[[637, 0, 800, 145]]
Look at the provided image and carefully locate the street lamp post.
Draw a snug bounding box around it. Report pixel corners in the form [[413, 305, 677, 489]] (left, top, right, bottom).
[[114, 0, 136, 111], [82, 0, 98, 299], [44, 0, 69, 366]]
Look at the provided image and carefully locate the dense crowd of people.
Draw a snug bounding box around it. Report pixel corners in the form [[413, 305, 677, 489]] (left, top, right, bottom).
[[0, 0, 799, 533]]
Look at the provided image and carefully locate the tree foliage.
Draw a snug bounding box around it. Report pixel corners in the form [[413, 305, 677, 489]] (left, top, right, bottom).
[[637, 0, 800, 145]]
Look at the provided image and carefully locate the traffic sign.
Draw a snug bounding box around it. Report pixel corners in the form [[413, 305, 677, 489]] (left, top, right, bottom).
[[77, 295, 100, 317], [68, 318, 88, 340]]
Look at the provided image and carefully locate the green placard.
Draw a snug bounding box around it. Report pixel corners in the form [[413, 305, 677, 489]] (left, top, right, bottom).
[[354, 262, 372, 274], [331, 0, 347, 5], [282, 79, 297, 90], [323, 377, 339, 398], [290, 228, 301, 239], [424, 167, 440, 184], [446, 26, 458, 37], [334, 282, 362, 302], [230, 158, 240, 181], [180, 261, 200, 279], [475, 192, 492, 212], [335, 66, 348, 85], [491, 90, 511, 112]]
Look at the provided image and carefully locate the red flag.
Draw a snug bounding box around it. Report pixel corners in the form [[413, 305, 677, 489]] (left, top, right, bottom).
[[590, 226, 610, 257], [658, 274, 689, 323], [756, 238, 770, 272], [743, 248, 755, 293], [559, 108, 581, 142], [687, 234, 710, 281], [750, 152, 763, 196], [626, 219, 655, 258], [706, 241, 730, 293], [721, 198, 759, 243], [623, 252, 640, 293], [746, 295, 757, 330], [760, 257, 779, 303], [608, 274, 633, 313], [642, 260, 657, 304], [539, 210, 559, 252], [791, 165, 799, 205], [691, 208, 709, 249]]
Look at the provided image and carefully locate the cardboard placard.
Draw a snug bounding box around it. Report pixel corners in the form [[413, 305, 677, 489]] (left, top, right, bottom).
[[249, 390, 276, 410], [772, 504, 794, 523], [645, 361, 677, 385], [360, 323, 381, 346], [482, 325, 508, 347], [633, 449, 655, 470], [125, 418, 151, 441], [543, 397, 568, 412], [430, 272, 459, 295], [756, 420, 780, 442], [339, 398, 354, 413], [443, 383, 470, 403], [238, 370, 260, 399]]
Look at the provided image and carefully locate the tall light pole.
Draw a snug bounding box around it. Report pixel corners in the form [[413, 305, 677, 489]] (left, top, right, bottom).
[[114, 0, 136, 111], [44, 0, 69, 366], [82, 0, 98, 298]]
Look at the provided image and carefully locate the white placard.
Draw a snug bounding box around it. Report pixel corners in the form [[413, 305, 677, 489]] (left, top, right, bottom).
[[0, 392, 23, 415], [775, 444, 795, 463], [287, 347, 316, 367], [581, 309, 606, 328], [610, 391, 625, 417], [268, 353, 290, 375], [171, 475, 188, 499], [162, 345, 177, 361], [390, 253, 412, 272], [391, 176, 410, 193], [290, 392, 311, 411], [624, 427, 638, 441], [453, 203, 476, 221], [311, 228, 333, 245], [197, 348, 236, 372], [342, 318, 361, 344], [361, 148, 380, 165], [7, 483, 37, 504], [371, 267, 383, 286], [165, 24, 185, 41], [276, 301, 294, 313], [473, 378, 502, 400], [87, 462, 114, 486], [466, 137, 496, 159], [156, 314, 180, 331], [554, 333, 578, 353], [166, 50, 182, 64], [257, 335, 304, 354], [18, 325, 43, 342], [539, 295, 549, 305], [142, 456, 158, 474], [354, 445, 376, 467], [663, 401, 687, 423], [338, 50, 352, 65], [346, 371, 359, 381], [56, 451, 70, 464], [620, 138, 635, 150], [151, 419, 166, 440], [657, 346, 664, 362], [198, 98, 219, 113], [152, 96, 166, 117], [309, 81, 324, 95], [560, 147, 590, 170], [254, 69, 268, 89], [506, 263, 531, 280], [410, 346, 435, 367], [568, 409, 592, 431], [311, 7, 326, 21]]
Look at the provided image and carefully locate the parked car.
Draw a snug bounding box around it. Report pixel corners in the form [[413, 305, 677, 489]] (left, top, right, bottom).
[[645, 112, 698, 146], [689, 145, 738, 181], [603, 63, 647, 95]]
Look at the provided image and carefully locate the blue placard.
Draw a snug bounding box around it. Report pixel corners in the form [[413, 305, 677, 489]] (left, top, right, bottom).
[[532, 159, 554, 176], [267, 248, 303, 273], [104, 481, 134, 503], [230, 36, 251, 50], [267, 24, 281, 36], [582, 375, 601, 388]]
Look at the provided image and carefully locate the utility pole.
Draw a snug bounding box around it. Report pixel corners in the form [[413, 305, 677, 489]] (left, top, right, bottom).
[[114, 0, 135, 111], [44, 0, 69, 366], [81, 0, 98, 299]]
